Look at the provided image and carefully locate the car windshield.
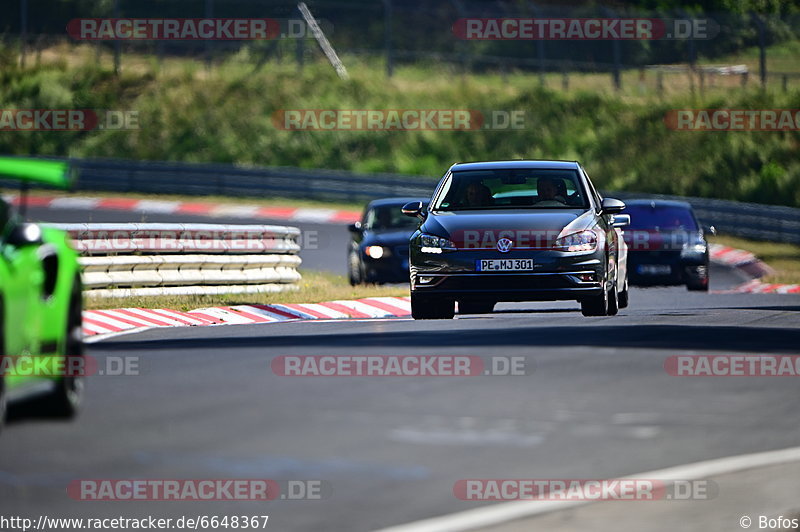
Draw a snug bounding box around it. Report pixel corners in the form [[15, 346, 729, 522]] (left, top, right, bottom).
[[624, 205, 699, 231], [364, 204, 421, 230], [432, 169, 588, 211]]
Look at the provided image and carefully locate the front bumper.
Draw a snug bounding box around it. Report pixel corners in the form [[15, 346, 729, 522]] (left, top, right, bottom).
[[410, 247, 607, 302], [627, 250, 708, 286]]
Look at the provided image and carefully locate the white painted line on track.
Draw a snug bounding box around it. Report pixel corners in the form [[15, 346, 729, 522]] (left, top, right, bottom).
[[372, 445, 800, 532]]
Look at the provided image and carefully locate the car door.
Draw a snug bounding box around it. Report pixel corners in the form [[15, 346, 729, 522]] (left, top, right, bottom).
[[0, 214, 46, 388]]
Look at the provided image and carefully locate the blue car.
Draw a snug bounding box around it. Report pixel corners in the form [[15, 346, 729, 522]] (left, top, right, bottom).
[[347, 198, 428, 285], [621, 200, 711, 291]]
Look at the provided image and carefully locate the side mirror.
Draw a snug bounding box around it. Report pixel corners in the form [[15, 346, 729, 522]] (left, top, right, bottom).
[[5, 222, 43, 247], [402, 201, 426, 220], [612, 214, 631, 228], [348, 221, 362, 233], [703, 224, 717, 236], [601, 197, 626, 215]]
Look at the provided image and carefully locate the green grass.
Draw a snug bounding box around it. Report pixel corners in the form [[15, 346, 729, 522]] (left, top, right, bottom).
[[710, 234, 800, 285], [84, 269, 408, 311], [1, 41, 800, 208]]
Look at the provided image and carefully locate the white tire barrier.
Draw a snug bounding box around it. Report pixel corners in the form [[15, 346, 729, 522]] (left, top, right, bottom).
[[48, 223, 303, 297]]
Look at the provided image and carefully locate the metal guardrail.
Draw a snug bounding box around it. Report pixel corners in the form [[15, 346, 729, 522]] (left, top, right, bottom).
[[48, 223, 302, 297], [8, 156, 800, 245]]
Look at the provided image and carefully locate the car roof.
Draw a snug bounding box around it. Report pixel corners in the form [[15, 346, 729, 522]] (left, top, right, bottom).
[[366, 197, 429, 208], [450, 160, 581, 171], [623, 199, 694, 210]]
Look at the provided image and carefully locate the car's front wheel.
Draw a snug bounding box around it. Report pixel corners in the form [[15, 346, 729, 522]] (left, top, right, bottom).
[[348, 251, 363, 286], [411, 294, 455, 320], [618, 277, 629, 308], [43, 277, 84, 418], [581, 286, 609, 317], [685, 265, 709, 292]]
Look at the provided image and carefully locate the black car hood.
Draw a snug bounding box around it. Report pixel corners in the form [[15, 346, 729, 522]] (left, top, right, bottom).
[[422, 209, 590, 247]]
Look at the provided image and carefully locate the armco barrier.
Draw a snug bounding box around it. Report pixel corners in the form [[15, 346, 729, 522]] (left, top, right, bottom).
[[8, 156, 800, 245], [48, 223, 302, 297]]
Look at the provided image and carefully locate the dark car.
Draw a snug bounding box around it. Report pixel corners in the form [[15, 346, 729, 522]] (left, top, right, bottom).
[[347, 197, 428, 285], [621, 200, 711, 291], [404, 160, 629, 319]]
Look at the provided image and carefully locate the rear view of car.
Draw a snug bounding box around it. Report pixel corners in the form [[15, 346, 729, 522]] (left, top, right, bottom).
[[347, 198, 426, 285], [622, 200, 710, 291]]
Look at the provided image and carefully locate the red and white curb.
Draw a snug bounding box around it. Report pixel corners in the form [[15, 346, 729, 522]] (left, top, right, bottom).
[[709, 243, 799, 294], [4, 193, 361, 224], [82, 296, 411, 342], [725, 279, 800, 294]]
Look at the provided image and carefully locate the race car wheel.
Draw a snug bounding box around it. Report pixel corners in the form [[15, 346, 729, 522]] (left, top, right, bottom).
[[44, 276, 85, 418]]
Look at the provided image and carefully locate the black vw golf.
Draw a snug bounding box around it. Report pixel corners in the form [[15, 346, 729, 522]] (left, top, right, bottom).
[[403, 160, 629, 319]]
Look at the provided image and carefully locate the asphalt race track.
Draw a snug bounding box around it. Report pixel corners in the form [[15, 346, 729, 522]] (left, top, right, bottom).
[[1, 206, 798, 531]]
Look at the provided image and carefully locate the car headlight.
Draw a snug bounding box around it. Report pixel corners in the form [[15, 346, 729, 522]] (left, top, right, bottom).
[[416, 233, 456, 253], [553, 230, 597, 252], [681, 243, 707, 256], [365, 245, 389, 259]]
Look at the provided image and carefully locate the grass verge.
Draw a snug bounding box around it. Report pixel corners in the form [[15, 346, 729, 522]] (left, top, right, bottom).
[[84, 269, 409, 311], [710, 235, 800, 285]]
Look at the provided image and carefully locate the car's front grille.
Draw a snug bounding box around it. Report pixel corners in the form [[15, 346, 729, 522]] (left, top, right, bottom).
[[436, 273, 576, 291]]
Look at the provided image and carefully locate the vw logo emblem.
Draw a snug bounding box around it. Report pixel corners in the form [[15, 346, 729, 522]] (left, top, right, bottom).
[[497, 238, 513, 253]]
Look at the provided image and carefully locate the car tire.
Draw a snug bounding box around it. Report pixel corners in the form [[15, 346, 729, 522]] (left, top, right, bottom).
[[581, 286, 609, 317], [686, 278, 709, 292], [0, 373, 6, 435], [618, 277, 629, 309], [606, 285, 619, 316], [0, 301, 6, 434], [458, 301, 495, 315], [348, 251, 362, 286], [43, 277, 84, 418], [411, 294, 455, 320]]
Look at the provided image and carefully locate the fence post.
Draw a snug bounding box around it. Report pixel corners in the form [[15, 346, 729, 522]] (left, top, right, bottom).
[[383, 0, 393, 78], [112, 0, 122, 75], [295, 6, 304, 72], [602, 7, 622, 91], [657, 70, 664, 97], [19, 0, 27, 67], [782, 74, 788, 92], [751, 13, 767, 88], [204, 0, 214, 70]]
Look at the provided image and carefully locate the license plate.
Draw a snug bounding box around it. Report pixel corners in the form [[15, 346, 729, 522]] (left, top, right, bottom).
[[638, 264, 671, 275], [477, 259, 534, 272]]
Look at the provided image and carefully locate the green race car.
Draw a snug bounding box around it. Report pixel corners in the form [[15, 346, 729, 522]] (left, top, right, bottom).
[[0, 157, 84, 433]]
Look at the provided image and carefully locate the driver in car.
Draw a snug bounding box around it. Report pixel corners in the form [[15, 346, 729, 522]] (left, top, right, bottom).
[[535, 177, 567, 206], [464, 182, 494, 207]]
